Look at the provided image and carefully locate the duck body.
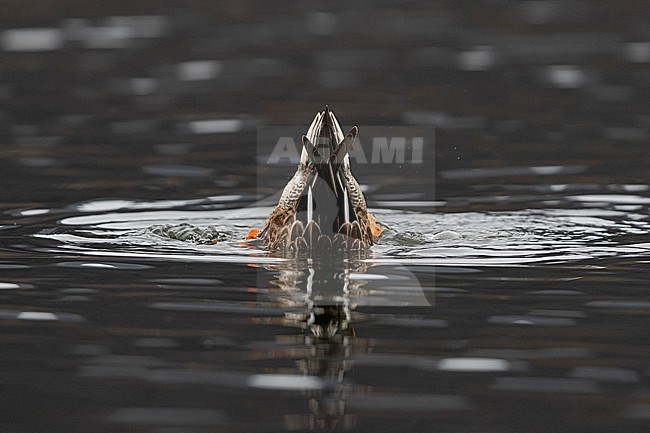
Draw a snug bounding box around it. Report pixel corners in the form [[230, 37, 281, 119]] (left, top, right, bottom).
[[260, 107, 383, 253]]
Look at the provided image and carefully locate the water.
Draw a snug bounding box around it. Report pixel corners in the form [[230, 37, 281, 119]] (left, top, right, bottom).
[[2, 2, 650, 433], [3, 189, 650, 432]]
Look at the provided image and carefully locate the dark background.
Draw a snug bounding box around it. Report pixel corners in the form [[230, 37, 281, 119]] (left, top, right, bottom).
[[1, 1, 648, 212]]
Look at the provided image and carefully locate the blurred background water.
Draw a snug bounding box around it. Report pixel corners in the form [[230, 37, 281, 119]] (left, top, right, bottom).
[[1, 1, 650, 432]]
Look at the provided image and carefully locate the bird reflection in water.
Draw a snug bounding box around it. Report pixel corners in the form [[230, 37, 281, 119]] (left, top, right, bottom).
[[250, 107, 424, 429], [263, 253, 370, 431]]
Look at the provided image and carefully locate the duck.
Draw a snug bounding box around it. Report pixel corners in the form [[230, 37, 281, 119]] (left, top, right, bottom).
[[256, 107, 385, 252]]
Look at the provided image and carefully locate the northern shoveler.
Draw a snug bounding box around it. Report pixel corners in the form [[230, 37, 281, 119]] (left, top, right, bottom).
[[258, 107, 384, 252]]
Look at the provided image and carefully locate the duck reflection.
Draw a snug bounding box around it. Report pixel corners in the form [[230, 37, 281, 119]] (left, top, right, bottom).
[[252, 243, 431, 429], [264, 254, 369, 430]]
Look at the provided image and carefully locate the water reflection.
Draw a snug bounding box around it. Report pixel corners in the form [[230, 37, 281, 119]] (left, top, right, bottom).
[[28, 200, 650, 267], [262, 251, 450, 430], [2, 199, 650, 431], [266, 254, 367, 430], [1, 0, 649, 430]]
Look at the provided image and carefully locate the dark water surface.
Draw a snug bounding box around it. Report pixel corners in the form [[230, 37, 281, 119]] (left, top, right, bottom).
[[1, 2, 650, 433]]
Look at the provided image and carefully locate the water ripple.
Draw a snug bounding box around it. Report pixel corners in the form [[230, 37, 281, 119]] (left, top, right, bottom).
[[23, 200, 650, 267]]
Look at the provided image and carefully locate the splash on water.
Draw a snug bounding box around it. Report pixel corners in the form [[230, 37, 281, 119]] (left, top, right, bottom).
[[25, 195, 650, 266]]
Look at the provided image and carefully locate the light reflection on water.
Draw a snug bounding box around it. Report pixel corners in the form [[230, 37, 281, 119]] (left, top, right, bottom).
[[29, 197, 650, 266], [2, 1, 650, 430], [0, 191, 645, 430]]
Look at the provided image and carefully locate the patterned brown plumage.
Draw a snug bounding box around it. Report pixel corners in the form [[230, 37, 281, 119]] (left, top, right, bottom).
[[259, 107, 384, 253]]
